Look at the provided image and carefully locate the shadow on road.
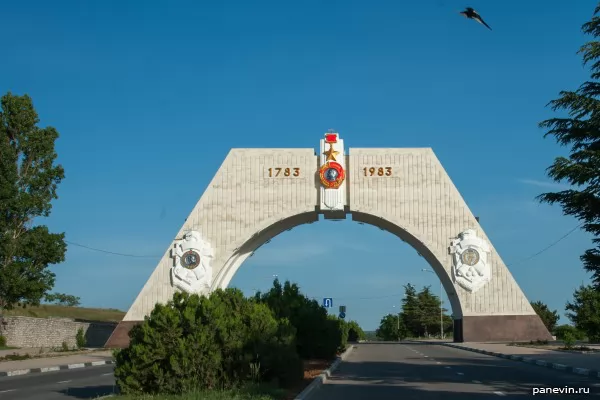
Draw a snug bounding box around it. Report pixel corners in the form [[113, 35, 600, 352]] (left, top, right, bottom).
[[321, 358, 599, 398], [57, 385, 117, 399]]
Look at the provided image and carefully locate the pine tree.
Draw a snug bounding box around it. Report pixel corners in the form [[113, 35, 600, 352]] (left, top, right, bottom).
[[538, 4, 600, 288]]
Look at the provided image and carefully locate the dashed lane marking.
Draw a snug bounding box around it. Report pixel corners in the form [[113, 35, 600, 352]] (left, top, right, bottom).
[[102, 373, 113, 376], [456, 372, 464, 375], [494, 391, 506, 396], [472, 380, 482, 384], [444, 366, 451, 369], [57, 380, 72, 384], [0, 389, 16, 393], [436, 362, 442, 364]]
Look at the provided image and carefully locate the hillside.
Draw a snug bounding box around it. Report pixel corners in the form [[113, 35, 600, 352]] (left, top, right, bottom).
[[2, 304, 125, 322]]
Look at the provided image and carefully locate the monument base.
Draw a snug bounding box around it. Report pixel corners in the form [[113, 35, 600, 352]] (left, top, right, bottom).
[[104, 321, 142, 348], [457, 315, 553, 342]]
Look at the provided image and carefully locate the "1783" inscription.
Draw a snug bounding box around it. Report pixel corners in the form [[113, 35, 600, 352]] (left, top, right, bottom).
[[267, 167, 300, 177], [363, 167, 392, 176]]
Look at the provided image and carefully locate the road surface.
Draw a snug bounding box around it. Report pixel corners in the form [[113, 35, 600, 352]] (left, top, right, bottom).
[[311, 342, 600, 399], [0, 364, 115, 399], [1, 343, 599, 399]]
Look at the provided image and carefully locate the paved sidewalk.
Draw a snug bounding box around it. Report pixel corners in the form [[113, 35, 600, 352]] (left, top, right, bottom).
[[442, 342, 600, 380], [0, 350, 114, 377]]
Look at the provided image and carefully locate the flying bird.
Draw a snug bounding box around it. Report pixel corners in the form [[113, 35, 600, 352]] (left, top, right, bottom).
[[460, 7, 492, 30]]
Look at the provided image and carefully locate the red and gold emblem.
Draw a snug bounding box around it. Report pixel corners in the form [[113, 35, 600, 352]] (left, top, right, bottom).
[[319, 161, 345, 189]]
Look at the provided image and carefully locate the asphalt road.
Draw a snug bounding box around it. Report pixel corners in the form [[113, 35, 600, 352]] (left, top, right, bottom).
[[1, 343, 600, 399], [0, 364, 115, 400], [311, 342, 600, 399]]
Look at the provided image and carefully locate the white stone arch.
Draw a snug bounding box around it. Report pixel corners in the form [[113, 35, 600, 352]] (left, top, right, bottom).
[[106, 134, 552, 347]]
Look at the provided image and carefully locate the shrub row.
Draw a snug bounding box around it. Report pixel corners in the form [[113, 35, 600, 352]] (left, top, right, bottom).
[[114, 280, 364, 396]]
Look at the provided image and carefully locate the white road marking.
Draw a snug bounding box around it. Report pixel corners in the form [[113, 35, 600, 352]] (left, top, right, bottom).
[[445, 366, 451, 369], [436, 362, 442, 364], [424, 355, 429, 358], [456, 372, 464, 375], [102, 372, 113, 376], [494, 392, 506, 396], [0, 389, 16, 393], [57, 380, 72, 384], [472, 380, 482, 383]]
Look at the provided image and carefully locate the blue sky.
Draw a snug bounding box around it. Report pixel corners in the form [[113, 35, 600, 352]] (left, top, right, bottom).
[[1, 0, 597, 330]]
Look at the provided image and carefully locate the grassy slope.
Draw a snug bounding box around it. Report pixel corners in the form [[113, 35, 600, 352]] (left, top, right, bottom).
[[2, 304, 125, 322]]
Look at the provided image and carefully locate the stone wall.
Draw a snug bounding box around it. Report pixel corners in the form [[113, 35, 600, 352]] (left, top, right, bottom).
[[0, 316, 117, 349]]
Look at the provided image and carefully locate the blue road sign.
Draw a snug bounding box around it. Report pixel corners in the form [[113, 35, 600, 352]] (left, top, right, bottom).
[[339, 312, 346, 319], [323, 298, 333, 308]]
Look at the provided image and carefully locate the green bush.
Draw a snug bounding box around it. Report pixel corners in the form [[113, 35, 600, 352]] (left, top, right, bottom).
[[255, 279, 344, 360], [553, 324, 586, 341], [114, 289, 303, 396], [75, 327, 86, 348], [563, 332, 576, 349], [0, 335, 6, 347], [347, 320, 365, 342]]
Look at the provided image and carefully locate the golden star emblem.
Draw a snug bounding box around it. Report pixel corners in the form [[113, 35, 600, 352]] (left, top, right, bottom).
[[323, 143, 339, 161]]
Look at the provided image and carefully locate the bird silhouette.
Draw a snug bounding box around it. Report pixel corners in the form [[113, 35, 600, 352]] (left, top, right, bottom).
[[460, 7, 492, 30]]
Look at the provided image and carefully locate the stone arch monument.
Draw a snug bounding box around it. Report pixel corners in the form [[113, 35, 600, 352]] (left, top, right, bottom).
[[106, 132, 552, 347]]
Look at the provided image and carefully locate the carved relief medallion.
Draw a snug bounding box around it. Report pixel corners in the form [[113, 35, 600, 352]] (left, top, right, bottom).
[[449, 229, 491, 293], [170, 230, 214, 295]]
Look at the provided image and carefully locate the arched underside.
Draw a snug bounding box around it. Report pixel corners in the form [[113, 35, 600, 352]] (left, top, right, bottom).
[[214, 210, 463, 319]]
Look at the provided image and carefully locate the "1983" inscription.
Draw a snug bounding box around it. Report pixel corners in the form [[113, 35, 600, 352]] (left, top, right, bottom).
[[363, 167, 392, 176]]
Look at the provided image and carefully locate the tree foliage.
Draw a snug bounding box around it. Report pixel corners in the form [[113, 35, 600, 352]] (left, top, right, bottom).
[[376, 284, 452, 340], [44, 292, 81, 307], [0, 92, 66, 311], [566, 284, 600, 342], [400, 284, 449, 337], [346, 320, 366, 342], [537, 4, 600, 287], [114, 289, 303, 395], [255, 279, 344, 360], [530, 301, 560, 332], [553, 324, 586, 341], [375, 313, 407, 341]]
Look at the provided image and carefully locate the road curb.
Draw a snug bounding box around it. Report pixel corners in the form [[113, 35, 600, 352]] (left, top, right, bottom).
[[0, 359, 114, 377], [294, 345, 356, 400], [441, 343, 600, 381]]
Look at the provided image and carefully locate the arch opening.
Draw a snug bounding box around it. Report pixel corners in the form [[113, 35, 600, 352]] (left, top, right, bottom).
[[212, 209, 463, 339]]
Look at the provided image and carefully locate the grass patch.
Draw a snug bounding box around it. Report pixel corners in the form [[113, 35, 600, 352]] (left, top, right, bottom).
[[3, 304, 125, 322]]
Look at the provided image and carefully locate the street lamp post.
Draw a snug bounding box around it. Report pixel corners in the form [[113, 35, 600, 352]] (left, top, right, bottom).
[[421, 268, 444, 339]]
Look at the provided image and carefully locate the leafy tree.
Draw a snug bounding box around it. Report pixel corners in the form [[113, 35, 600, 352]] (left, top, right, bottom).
[[375, 313, 407, 341], [553, 324, 586, 341], [44, 292, 81, 307], [255, 279, 342, 359], [537, 4, 600, 287], [346, 320, 366, 342], [566, 284, 600, 342], [114, 289, 303, 395], [0, 92, 66, 311], [530, 301, 560, 332]]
